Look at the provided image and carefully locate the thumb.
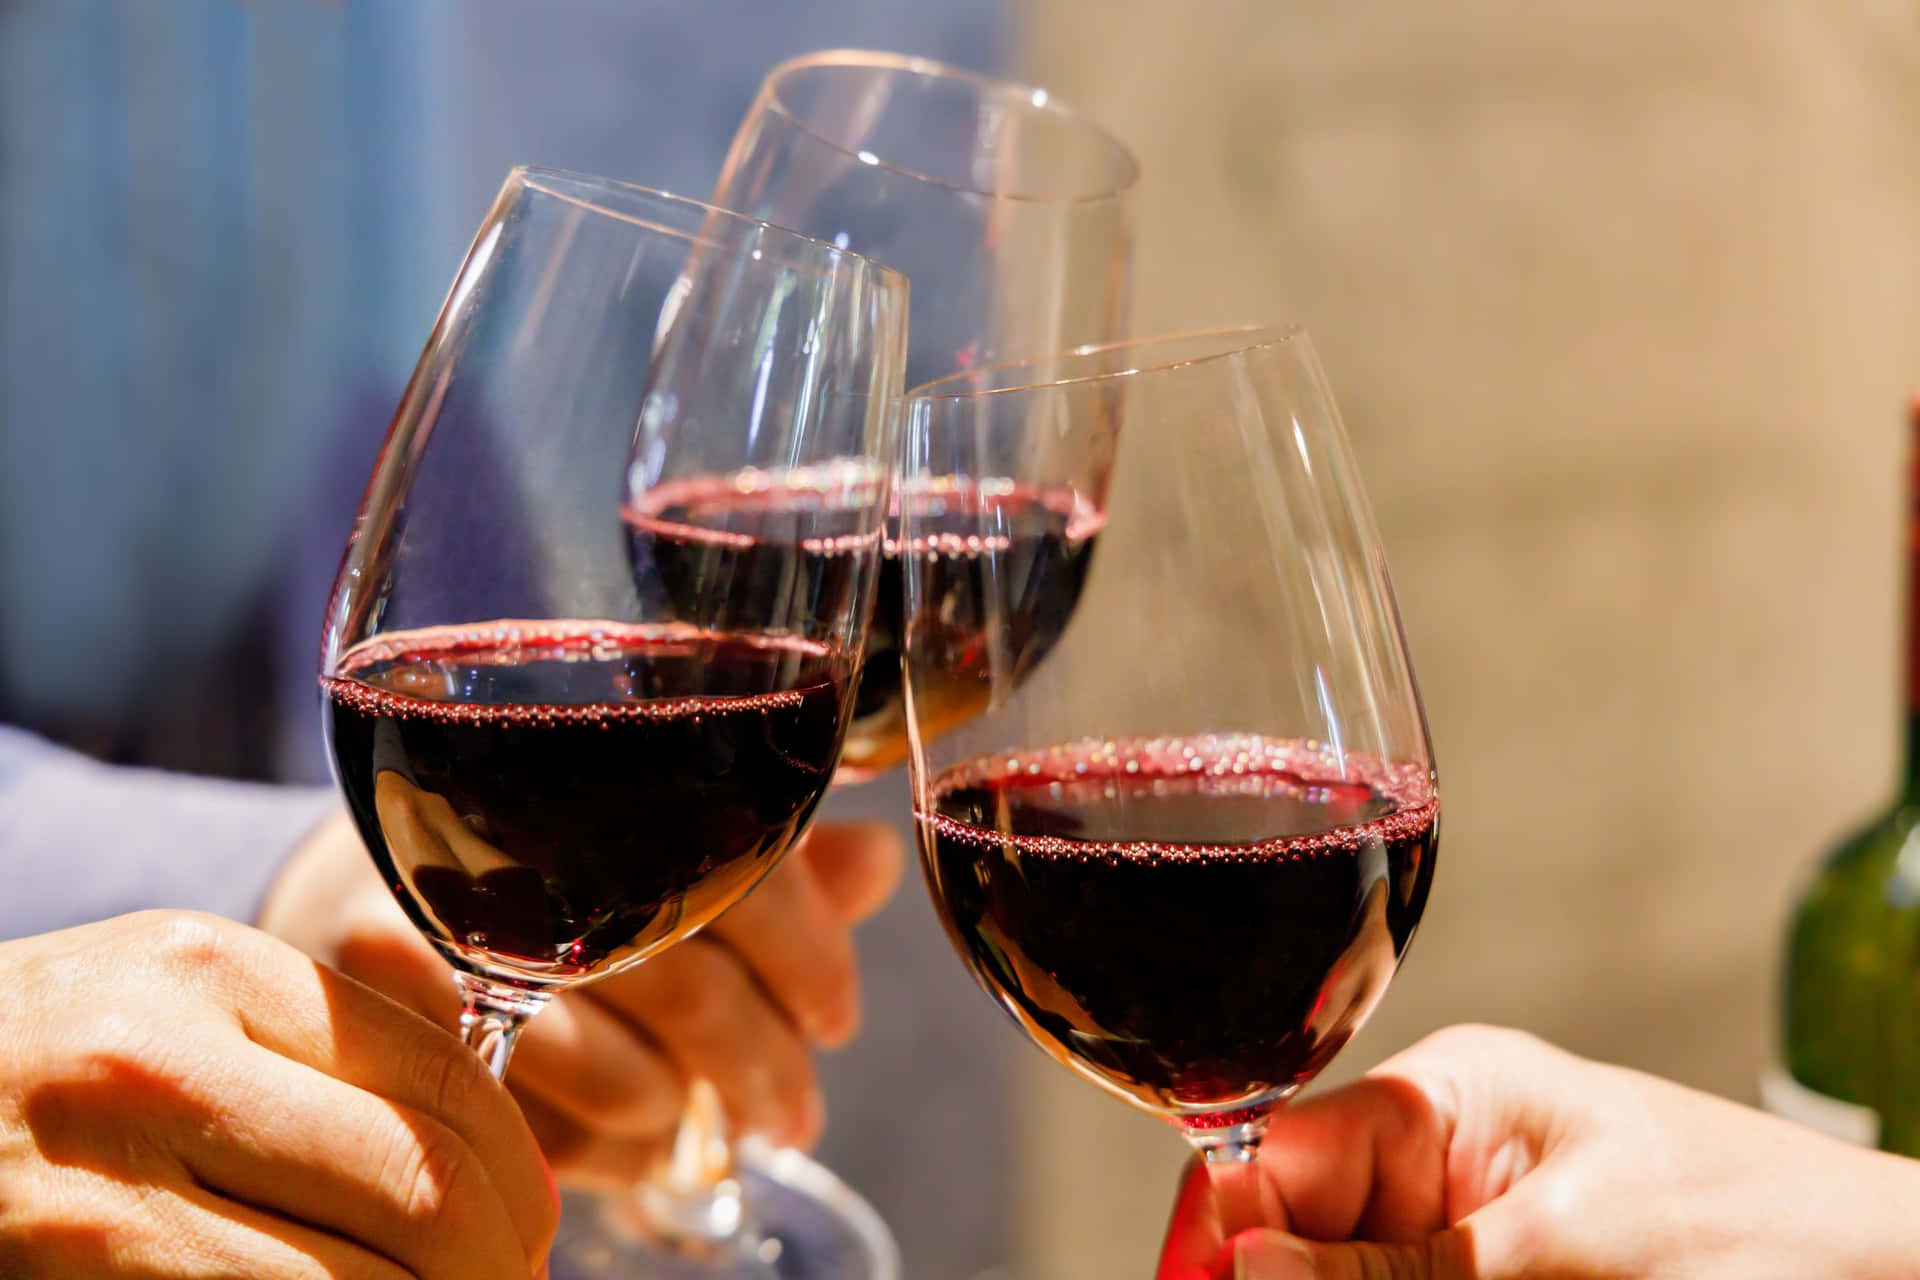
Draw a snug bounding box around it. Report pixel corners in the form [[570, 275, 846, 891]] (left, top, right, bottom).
[[1234, 1230, 1476, 1280]]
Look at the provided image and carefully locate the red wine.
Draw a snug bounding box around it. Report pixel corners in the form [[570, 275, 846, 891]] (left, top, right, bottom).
[[627, 473, 1101, 779], [918, 736, 1438, 1119], [624, 467, 881, 652], [324, 622, 850, 986]]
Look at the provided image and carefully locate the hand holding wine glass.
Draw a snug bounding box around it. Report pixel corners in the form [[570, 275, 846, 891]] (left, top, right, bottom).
[[0, 911, 557, 1279], [901, 328, 1439, 1236], [1157, 1025, 1920, 1280], [261, 812, 904, 1180]]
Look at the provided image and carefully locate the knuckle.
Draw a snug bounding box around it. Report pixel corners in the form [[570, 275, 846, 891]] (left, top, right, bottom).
[[673, 992, 739, 1050], [379, 1119, 480, 1237], [410, 1031, 492, 1122], [841, 820, 906, 873], [656, 947, 747, 1045], [800, 923, 856, 989], [1497, 1167, 1586, 1264], [567, 1058, 666, 1134], [1414, 1022, 1550, 1066], [142, 910, 244, 975], [1351, 1070, 1436, 1147]]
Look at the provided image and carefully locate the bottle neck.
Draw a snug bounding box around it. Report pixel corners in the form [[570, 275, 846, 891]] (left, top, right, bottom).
[[1905, 716, 1920, 805], [1902, 395, 1920, 805]]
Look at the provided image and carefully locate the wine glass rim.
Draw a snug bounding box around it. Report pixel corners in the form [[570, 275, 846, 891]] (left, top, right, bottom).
[[905, 324, 1306, 401], [756, 48, 1140, 206], [507, 165, 908, 290]]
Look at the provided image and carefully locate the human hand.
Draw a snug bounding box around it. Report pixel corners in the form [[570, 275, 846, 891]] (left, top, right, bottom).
[[0, 910, 556, 1278], [262, 812, 905, 1187], [1157, 1024, 1920, 1279]]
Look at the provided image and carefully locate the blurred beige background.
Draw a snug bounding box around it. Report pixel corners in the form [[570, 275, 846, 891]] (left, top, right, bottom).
[[1007, 2, 1920, 1272]]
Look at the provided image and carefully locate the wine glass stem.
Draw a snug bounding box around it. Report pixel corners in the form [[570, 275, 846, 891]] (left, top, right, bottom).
[[1188, 1114, 1276, 1239], [454, 972, 550, 1080], [636, 1079, 752, 1246]]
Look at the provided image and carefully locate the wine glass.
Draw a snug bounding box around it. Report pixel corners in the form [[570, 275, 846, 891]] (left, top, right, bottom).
[[591, 53, 1139, 1275], [900, 327, 1440, 1233], [713, 48, 1139, 780], [318, 167, 907, 1271]]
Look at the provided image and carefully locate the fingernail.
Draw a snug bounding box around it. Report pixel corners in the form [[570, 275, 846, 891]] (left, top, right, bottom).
[[1236, 1232, 1316, 1280]]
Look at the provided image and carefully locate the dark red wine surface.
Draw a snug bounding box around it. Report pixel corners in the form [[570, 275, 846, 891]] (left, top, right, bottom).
[[627, 472, 1100, 779], [918, 736, 1437, 1118], [324, 621, 849, 986], [624, 468, 880, 651]]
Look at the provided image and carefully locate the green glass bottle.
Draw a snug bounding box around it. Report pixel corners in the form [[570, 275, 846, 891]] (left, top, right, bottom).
[[1773, 396, 1920, 1154]]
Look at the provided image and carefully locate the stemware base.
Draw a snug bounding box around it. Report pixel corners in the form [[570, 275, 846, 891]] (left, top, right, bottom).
[[550, 1142, 901, 1280]]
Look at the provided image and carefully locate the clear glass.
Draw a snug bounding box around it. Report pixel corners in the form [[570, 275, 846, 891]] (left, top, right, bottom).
[[900, 328, 1440, 1234], [318, 167, 906, 1271], [712, 47, 1138, 780], [590, 53, 1137, 1277], [551, 1142, 901, 1280]]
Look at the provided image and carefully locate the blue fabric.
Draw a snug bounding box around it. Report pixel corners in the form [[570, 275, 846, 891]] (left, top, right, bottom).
[[0, 725, 334, 940]]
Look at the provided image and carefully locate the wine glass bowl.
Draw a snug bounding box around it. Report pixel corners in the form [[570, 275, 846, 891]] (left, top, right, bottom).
[[322, 623, 853, 988], [901, 328, 1439, 1153], [918, 736, 1437, 1122], [721, 49, 1138, 387], [749, 50, 1139, 201], [711, 49, 1137, 782]]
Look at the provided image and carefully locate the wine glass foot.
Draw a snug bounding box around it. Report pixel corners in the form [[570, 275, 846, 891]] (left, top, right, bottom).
[[550, 1142, 901, 1280]]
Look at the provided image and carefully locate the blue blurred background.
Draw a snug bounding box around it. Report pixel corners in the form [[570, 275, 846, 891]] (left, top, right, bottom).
[[0, 0, 1001, 786], [0, 5, 1015, 1276]]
